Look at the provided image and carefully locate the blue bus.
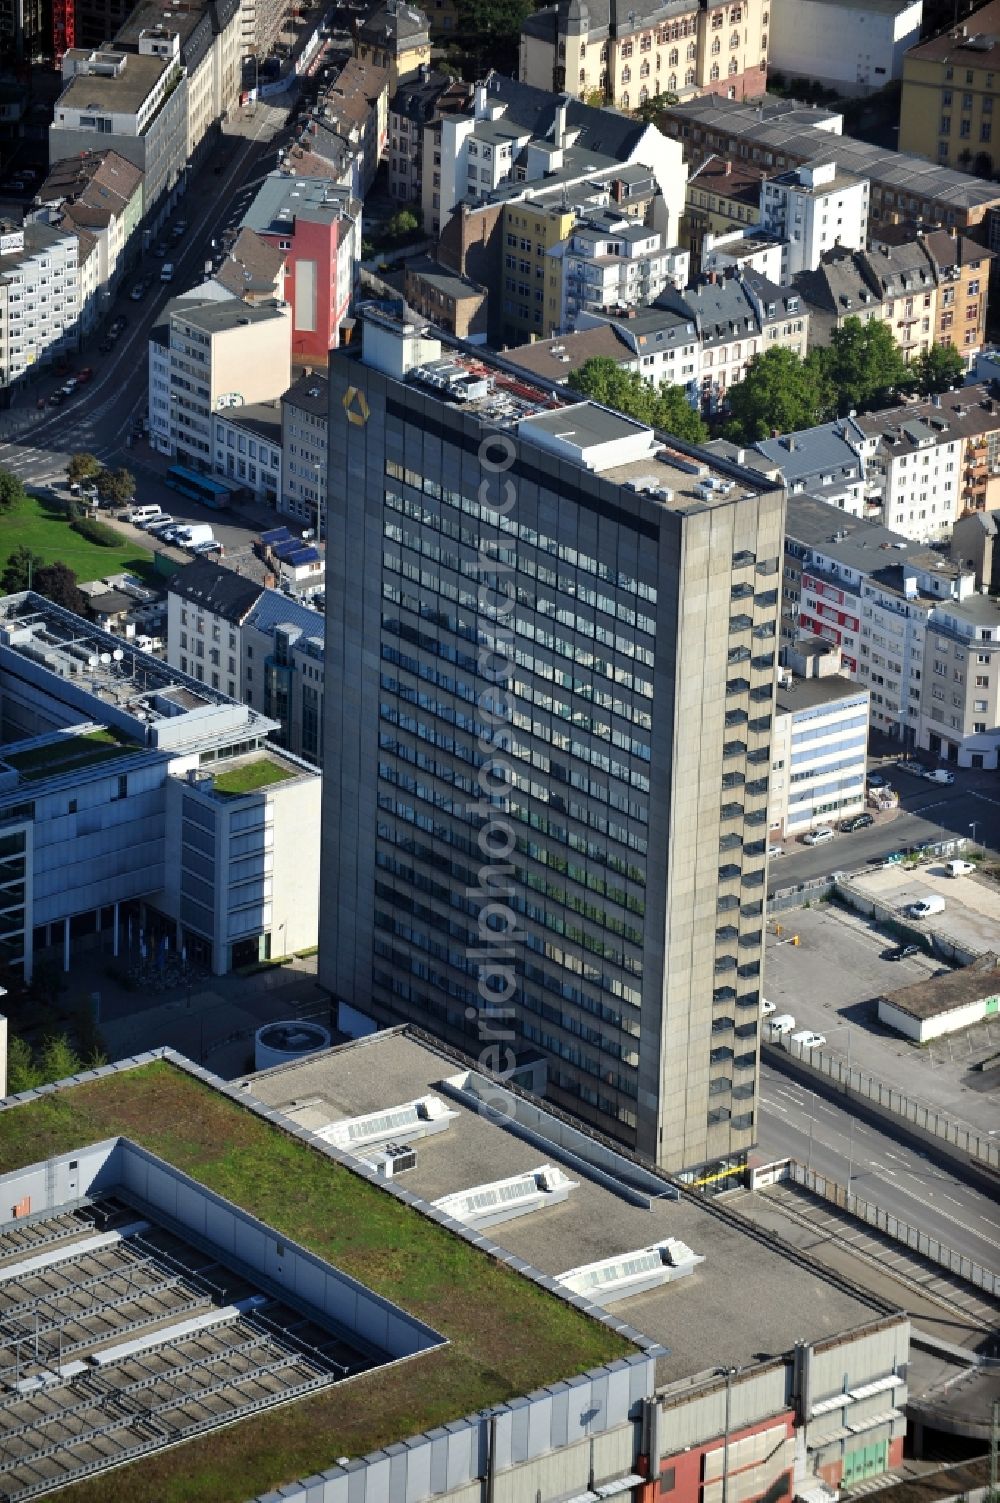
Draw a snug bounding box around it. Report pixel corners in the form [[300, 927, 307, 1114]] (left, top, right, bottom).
[[165, 465, 232, 509]]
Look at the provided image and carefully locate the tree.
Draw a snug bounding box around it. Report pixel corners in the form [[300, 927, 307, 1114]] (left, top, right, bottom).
[[722, 346, 831, 443], [32, 562, 88, 615], [95, 466, 135, 507], [1, 544, 44, 594], [452, 0, 531, 75], [914, 342, 966, 395], [38, 1033, 85, 1084], [67, 452, 102, 484], [6, 1036, 41, 1094], [635, 91, 678, 123], [819, 316, 910, 414], [386, 209, 419, 241], [567, 357, 708, 442], [0, 469, 27, 513]]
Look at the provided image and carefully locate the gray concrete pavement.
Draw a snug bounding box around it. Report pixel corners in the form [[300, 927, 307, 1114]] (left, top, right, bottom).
[[756, 1059, 1000, 1273], [763, 902, 1000, 1139]]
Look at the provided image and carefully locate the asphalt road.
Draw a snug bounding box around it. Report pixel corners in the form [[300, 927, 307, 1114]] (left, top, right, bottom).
[[770, 762, 1000, 891], [757, 1058, 1000, 1273]]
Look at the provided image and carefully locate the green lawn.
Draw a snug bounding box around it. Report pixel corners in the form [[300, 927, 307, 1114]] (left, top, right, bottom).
[[0, 493, 154, 584], [213, 757, 297, 794], [0, 1062, 634, 1503], [5, 728, 137, 781]]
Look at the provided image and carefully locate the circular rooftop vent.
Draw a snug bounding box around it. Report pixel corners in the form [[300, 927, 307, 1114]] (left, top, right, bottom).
[[254, 1020, 331, 1072]]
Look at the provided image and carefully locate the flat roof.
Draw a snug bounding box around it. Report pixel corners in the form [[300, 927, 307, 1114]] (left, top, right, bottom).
[[881, 960, 1000, 1019], [503, 324, 634, 380], [776, 672, 868, 715], [906, 0, 1000, 60], [247, 1031, 891, 1387], [56, 50, 169, 115], [0, 1053, 634, 1503]]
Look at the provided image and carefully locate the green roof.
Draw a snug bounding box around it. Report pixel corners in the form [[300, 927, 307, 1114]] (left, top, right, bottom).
[[211, 756, 297, 794], [0, 1060, 634, 1503], [4, 728, 136, 782]]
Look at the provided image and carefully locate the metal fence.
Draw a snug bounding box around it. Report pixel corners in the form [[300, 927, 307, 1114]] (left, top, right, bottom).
[[775, 1033, 1000, 1174], [788, 1161, 1000, 1298]]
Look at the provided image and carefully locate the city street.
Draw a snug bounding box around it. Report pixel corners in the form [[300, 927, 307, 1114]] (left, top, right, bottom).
[[757, 1058, 1000, 1273], [770, 762, 1000, 890]]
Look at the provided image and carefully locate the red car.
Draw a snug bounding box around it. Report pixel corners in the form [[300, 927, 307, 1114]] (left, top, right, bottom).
[[76, 367, 94, 383]]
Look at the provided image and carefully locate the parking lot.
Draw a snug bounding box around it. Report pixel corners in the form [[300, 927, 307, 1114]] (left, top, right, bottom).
[[850, 861, 1000, 958], [764, 902, 1000, 1139]]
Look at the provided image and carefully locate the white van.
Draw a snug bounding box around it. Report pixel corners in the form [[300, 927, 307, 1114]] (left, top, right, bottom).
[[769, 1013, 796, 1036], [908, 894, 946, 919], [944, 859, 975, 878], [925, 768, 955, 785], [761, 998, 776, 1017], [128, 504, 163, 526]]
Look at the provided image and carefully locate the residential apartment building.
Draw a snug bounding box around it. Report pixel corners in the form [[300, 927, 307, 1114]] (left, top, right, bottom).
[[211, 401, 282, 502], [752, 417, 868, 511], [0, 591, 318, 980], [389, 67, 471, 207], [793, 246, 886, 349], [660, 93, 1000, 234], [682, 156, 767, 265], [952, 506, 1000, 590], [555, 207, 688, 332], [167, 562, 326, 765], [769, 0, 922, 96], [573, 304, 702, 395], [355, 0, 430, 93], [316, 55, 390, 200], [769, 668, 869, 838], [321, 301, 786, 1177], [241, 172, 361, 359], [280, 368, 328, 528], [148, 291, 291, 463], [214, 226, 285, 303], [0, 220, 81, 390], [49, 35, 188, 230], [114, 0, 241, 169], [430, 75, 685, 247], [33, 149, 143, 316], [862, 237, 939, 362], [701, 228, 784, 280], [783, 493, 984, 745], [918, 591, 1000, 765], [900, 1, 1000, 175], [403, 256, 488, 340], [519, 0, 770, 110], [870, 222, 993, 363], [758, 160, 869, 277]]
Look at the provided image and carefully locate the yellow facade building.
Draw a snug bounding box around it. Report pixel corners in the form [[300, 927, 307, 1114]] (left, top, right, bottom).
[[899, 1, 1000, 175]]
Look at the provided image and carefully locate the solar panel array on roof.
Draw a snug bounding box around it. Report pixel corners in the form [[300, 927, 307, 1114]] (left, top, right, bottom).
[[260, 526, 292, 546], [286, 547, 320, 566]]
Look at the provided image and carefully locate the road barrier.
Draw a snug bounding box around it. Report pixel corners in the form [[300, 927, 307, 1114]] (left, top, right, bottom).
[[786, 1160, 1000, 1298], [770, 1032, 1000, 1175]]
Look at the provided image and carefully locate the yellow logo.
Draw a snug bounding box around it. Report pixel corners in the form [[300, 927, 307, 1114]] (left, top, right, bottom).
[[343, 386, 369, 426]]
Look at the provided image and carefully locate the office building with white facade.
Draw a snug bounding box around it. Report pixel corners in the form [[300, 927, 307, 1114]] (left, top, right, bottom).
[[320, 301, 786, 1180], [0, 592, 318, 980], [280, 369, 328, 528], [759, 161, 870, 279], [770, 669, 869, 838], [0, 220, 81, 389], [768, 0, 922, 96]]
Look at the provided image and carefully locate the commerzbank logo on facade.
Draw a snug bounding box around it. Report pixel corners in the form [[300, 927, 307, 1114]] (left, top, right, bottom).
[[342, 386, 370, 426]]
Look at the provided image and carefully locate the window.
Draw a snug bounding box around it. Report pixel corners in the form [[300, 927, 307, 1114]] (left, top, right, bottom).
[[940, 115, 951, 136]]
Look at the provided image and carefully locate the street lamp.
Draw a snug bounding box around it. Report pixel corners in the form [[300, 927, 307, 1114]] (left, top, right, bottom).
[[716, 1366, 739, 1503], [970, 821, 979, 858]]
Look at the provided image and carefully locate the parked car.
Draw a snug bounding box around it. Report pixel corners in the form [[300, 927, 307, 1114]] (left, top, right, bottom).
[[803, 826, 835, 846], [883, 943, 920, 961], [866, 772, 887, 789], [130, 281, 147, 301], [48, 391, 64, 406], [75, 367, 94, 383], [152, 243, 168, 258], [791, 1030, 826, 1049], [110, 315, 128, 334], [768, 1014, 796, 1036], [761, 998, 776, 1017], [944, 859, 975, 877], [767, 843, 784, 857], [896, 760, 929, 777], [191, 539, 223, 555], [923, 768, 955, 784], [142, 515, 176, 533], [908, 895, 946, 919], [840, 812, 874, 832]]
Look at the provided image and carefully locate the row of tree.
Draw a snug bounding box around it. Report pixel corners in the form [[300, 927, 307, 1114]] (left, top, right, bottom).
[[7, 1032, 105, 1095], [67, 452, 136, 507], [564, 320, 968, 447]]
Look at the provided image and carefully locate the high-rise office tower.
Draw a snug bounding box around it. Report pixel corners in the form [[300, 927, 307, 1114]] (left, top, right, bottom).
[[320, 303, 785, 1180]]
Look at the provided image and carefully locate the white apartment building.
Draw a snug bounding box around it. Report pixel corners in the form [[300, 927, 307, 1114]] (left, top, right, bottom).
[[554, 208, 688, 327], [0, 220, 81, 389], [148, 290, 290, 464], [918, 594, 1000, 768], [759, 161, 870, 278], [280, 369, 328, 528], [0, 592, 319, 980], [211, 403, 282, 503], [770, 669, 869, 837]]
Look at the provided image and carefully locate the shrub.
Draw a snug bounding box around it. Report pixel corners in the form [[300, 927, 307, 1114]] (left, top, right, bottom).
[[70, 515, 122, 548]]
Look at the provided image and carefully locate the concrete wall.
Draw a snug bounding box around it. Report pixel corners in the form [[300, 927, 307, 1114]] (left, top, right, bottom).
[[267, 764, 321, 956]]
